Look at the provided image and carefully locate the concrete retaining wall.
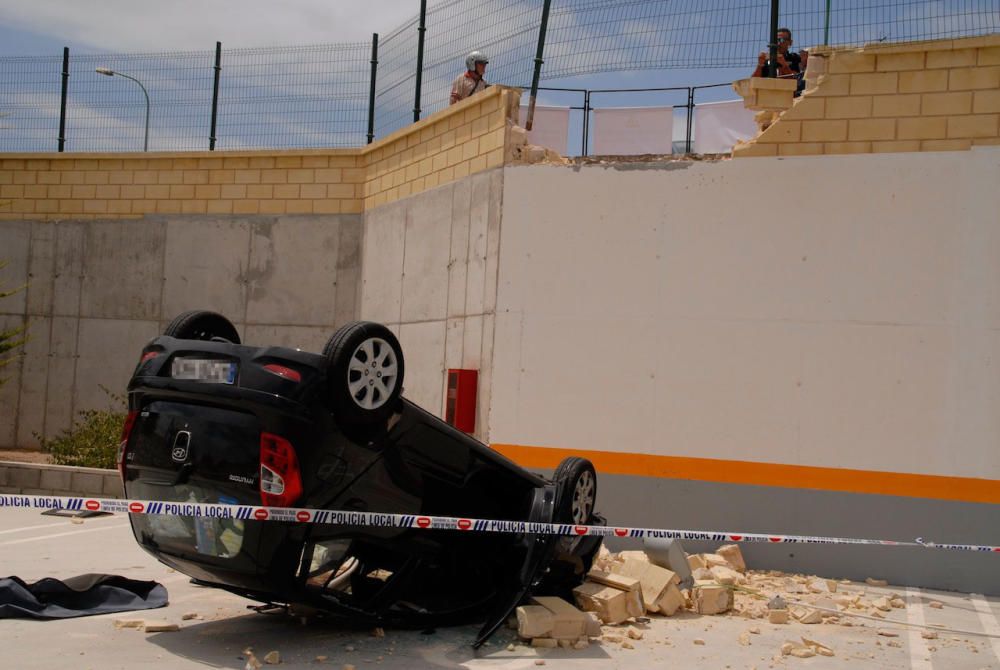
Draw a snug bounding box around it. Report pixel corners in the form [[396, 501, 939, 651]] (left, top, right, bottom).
[[0, 213, 362, 448], [0, 461, 121, 498]]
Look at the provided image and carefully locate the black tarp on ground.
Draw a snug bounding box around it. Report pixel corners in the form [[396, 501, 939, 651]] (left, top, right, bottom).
[[0, 574, 168, 619]]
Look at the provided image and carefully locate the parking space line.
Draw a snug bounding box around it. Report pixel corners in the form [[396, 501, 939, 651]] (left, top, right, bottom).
[[905, 587, 933, 670], [0, 523, 130, 546], [970, 594, 1000, 663]]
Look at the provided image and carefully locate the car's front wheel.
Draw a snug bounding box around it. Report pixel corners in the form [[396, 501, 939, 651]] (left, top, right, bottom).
[[163, 310, 241, 344], [322, 321, 405, 425]]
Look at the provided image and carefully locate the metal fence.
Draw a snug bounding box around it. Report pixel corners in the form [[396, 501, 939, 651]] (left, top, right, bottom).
[[1, 0, 997, 153]]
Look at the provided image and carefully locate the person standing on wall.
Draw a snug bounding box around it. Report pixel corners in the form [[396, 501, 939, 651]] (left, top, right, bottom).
[[450, 51, 489, 104]]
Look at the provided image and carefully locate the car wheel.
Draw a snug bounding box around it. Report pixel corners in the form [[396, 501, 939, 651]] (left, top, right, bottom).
[[163, 310, 241, 344], [322, 321, 404, 425], [554, 457, 597, 525]]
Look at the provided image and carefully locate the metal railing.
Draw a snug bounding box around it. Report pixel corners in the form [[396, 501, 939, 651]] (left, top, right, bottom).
[[0, 0, 996, 153]]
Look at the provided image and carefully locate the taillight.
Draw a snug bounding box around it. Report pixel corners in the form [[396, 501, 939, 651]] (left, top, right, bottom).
[[118, 410, 139, 482], [262, 364, 301, 383], [259, 432, 302, 507], [139, 350, 159, 364]]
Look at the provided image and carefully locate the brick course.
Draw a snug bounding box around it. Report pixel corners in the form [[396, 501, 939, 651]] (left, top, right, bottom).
[[734, 34, 1000, 158], [0, 85, 521, 219]]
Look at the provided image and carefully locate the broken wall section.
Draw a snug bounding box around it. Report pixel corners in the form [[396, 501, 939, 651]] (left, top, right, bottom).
[[734, 33, 1000, 156]]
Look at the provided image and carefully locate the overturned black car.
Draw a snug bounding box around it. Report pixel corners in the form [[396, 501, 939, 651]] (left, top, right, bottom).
[[121, 311, 604, 645]]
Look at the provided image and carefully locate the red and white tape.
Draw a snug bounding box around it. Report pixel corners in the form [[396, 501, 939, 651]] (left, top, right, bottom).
[[2, 493, 998, 554]]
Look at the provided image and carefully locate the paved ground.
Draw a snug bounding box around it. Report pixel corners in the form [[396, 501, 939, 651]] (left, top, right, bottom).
[[2, 506, 998, 669]]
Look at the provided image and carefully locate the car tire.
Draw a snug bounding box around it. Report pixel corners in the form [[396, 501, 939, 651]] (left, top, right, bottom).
[[322, 321, 404, 425], [554, 457, 597, 526], [163, 310, 241, 344]]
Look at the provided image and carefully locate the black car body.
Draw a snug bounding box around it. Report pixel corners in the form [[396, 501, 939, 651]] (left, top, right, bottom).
[[121, 312, 603, 645]]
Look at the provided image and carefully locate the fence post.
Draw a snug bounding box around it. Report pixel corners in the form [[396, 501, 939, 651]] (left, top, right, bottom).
[[209, 41, 222, 150], [685, 87, 695, 153], [582, 90, 591, 155], [413, 0, 427, 123], [58, 47, 69, 152], [368, 33, 379, 144], [823, 0, 832, 45], [768, 0, 780, 77], [525, 0, 553, 131]]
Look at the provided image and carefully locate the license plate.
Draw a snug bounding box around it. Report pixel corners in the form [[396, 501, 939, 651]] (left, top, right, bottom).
[[171, 358, 237, 384]]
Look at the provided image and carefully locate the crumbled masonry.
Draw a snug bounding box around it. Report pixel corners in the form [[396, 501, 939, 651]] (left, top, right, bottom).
[[510, 541, 954, 657]]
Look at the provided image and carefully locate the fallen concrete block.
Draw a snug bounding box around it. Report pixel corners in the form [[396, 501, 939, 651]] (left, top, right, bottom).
[[716, 544, 746, 572], [768, 608, 790, 624], [790, 646, 816, 658], [141, 620, 179, 633], [654, 583, 685, 616], [583, 611, 602, 637], [114, 618, 145, 629], [692, 583, 732, 615], [572, 582, 631, 625], [702, 553, 730, 569], [614, 558, 680, 613], [531, 638, 558, 648], [709, 565, 744, 585], [687, 554, 707, 571], [517, 605, 554, 639], [872, 597, 892, 611], [585, 569, 644, 617], [531, 596, 588, 639], [798, 609, 823, 624]]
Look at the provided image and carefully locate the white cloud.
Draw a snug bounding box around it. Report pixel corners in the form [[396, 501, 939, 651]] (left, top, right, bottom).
[[2, 0, 417, 52]]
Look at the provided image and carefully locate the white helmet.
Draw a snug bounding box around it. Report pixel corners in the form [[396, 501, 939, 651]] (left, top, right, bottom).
[[465, 51, 489, 71]]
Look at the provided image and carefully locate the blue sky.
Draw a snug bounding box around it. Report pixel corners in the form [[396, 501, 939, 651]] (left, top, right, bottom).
[[2, 0, 995, 155]]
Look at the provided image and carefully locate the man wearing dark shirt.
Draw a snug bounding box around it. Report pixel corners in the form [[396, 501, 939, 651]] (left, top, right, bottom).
[[753, 28, 807, 94]]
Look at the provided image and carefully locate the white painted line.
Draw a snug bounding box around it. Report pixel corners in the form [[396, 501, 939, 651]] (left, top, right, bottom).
[[971, 593, 1000, 663], [905, 587, 933, 670], [0, 523, 130, 546], [0, 515, 121, 536]]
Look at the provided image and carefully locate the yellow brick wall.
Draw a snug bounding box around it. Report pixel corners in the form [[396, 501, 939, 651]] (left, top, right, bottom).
[[735, 34, 1000, 157], [0, 86, 520, 220]]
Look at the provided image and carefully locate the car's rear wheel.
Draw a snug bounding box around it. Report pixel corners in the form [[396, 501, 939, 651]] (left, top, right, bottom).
[[322, 321, 404, 425], [163, 310, 241, 344]]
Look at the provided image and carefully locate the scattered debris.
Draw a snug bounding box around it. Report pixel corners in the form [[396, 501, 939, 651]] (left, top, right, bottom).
[[738, 631, 751, 646], [865, 578, 889, 587], [929, 601, 944, 609], [113, 618, 145, 629], [693, 638, 706, 645], [181, 612, 203, 621], [244, 649, 262, 670], [922, 631, 939, 640], [372, 627, 385, 638], [140, 620, 179, 633], [768, 609, 789, 624], [877, 629, 900, 637]]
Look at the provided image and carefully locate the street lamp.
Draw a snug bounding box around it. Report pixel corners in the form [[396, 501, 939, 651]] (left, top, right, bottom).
[[96, 67, 150, 152]]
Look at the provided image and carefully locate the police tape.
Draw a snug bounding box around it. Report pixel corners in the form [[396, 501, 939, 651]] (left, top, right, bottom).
[[2, 493, 998, 554]]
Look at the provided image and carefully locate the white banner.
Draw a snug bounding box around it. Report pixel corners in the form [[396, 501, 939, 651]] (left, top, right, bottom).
[[693, 99, 759, 154], [519, 105, 570, 155], [592, 107, 673, 155]]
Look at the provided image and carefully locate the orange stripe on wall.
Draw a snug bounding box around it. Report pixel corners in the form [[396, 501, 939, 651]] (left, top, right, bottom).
[[491, 444, 1000, 505]]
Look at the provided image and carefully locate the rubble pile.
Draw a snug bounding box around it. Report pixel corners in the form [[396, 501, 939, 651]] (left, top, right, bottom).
[[511, 541, 937, 658]]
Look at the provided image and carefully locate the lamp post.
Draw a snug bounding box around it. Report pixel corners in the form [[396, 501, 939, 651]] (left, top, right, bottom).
[[95, 67, 150, 151]]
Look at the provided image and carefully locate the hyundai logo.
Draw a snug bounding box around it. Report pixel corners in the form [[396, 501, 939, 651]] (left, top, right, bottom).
[[171, 430, 191, 463]]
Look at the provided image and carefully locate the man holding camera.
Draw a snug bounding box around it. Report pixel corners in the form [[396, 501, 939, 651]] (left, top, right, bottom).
[[753, 28, 807, 94]]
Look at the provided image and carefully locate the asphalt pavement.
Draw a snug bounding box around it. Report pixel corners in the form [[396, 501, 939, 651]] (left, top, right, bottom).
[[1, 506, 998, 669]]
